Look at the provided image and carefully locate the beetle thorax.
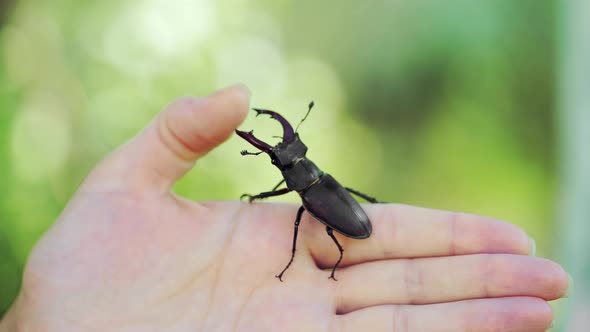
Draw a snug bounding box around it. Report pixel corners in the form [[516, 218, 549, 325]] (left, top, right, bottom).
[[270, 134, 308, 170], [280, 159, 323, 192]]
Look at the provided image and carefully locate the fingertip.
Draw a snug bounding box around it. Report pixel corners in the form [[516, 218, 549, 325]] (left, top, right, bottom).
[[85, 85, 252, 193], [528, 236, 537, 256], [566, 272, 574, 298], [206, 83, 252, 112], [479, 217, 532, 256], [202, 85, 251, 137], [544, 262, 572, 299], [212, 83, 251, 100], [163, 84, 251, 158], [512, 224, 533, 256]]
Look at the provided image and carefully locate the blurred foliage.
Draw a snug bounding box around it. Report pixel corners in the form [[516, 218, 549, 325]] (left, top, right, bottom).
[[0, 0, 564, 323]]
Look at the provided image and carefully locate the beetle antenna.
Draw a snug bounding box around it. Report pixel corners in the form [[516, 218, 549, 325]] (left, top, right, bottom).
[[295, 101, 314, 133]]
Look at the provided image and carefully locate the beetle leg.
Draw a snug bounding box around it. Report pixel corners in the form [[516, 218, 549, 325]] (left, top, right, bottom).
[[271, 179, 286, 191], [276, 206, 305, 282], [241, 179, 287, 201], [240, 150, 263, 156], [240, 187, 291, 203], [326, 227, 344, 281], [345, 187, 380, 203]]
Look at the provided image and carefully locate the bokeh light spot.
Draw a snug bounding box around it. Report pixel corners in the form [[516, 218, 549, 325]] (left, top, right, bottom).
[[215, 35, 287, 101], [10, 94, 72, 183], [101, 0, 217, 75]]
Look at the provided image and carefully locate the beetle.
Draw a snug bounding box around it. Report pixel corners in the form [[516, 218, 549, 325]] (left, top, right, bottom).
[[236, 101, 379, 281]]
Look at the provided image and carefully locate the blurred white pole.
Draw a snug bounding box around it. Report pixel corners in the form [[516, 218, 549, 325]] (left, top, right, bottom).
[[558, 1, 590, 331]]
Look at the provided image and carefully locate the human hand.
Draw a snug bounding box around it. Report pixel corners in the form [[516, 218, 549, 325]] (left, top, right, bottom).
[[0, 86, 568, 331]]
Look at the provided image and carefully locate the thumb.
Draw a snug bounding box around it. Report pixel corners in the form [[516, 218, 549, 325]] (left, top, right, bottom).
[[85, 85, 251, 193]]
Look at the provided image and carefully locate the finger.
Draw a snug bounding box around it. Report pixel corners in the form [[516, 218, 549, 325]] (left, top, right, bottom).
[[304, 204, 531, 268], [333, 254, 568, 314], [333, 297, 553, 332], [85, 85, 250, 192]]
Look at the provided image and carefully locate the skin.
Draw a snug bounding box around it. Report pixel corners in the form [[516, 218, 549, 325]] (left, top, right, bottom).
[[0, 86, 568, 331]]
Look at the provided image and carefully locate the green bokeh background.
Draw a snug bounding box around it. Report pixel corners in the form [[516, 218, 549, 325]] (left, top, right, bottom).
[[0, 0, 586, 329]]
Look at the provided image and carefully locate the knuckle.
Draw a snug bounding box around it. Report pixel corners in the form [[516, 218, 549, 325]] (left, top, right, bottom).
[[392, 305, 410, 332], [403, 259, 425, 304]]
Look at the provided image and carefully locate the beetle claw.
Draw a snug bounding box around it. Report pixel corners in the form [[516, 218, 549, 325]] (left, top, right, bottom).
[[275, 274, 284, 282], [240, 193, 255, 203]]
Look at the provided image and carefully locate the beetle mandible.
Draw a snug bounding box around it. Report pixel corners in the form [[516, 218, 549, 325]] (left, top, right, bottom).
[[236, 101, 379, 281]]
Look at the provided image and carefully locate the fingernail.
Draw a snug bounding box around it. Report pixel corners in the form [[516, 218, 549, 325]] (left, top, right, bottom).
[[234, 83, 251, 98], [566, 273, 574, 297], [209, 84, 251, 100], [528, 236, 536, 256]]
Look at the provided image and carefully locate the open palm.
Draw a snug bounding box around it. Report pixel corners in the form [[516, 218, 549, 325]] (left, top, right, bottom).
[[2, 86, 567, 332]]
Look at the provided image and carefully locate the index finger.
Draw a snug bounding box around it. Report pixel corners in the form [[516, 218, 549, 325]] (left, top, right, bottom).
[[302, 204, 532, 268]]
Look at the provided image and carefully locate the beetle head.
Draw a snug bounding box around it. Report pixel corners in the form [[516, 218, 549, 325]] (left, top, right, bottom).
[[235, 108, 308, 170]]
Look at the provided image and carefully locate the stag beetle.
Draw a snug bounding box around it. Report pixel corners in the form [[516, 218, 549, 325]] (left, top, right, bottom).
[[236, 102, 379, 281]]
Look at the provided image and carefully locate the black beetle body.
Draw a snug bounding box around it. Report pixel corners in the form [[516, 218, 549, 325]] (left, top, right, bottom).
[[236, 102, 378, 281], [301, 174, 372, 238]]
